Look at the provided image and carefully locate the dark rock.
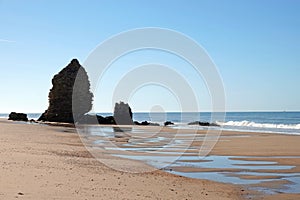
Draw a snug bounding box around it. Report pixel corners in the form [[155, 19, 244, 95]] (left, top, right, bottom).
[[141, 121, 150, 125], [141, 121, 150, 126], [164, 121, 174, 126], [103, 116, 116, 124], [97, 115, 116, 124], [134, 121, 148, 125], [76, 114, 98, 124], [38, 59, 93, 123], [77, 114, 116, 124], [113, 102, 133, 125], [37, 110, 47, 121], [188, 121, 219, 126], [134, 121, 159, 126], [8, 112, 28, 121], [77, 101, 133, 125]]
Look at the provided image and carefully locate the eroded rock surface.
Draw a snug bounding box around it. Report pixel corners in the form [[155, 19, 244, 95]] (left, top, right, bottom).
[[38, 59, 93, 123]]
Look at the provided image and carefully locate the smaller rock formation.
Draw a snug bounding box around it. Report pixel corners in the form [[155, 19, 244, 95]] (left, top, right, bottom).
[[113, 102, 133, 125], [164, 121, 174, 126], [134, 121, 160, 126], [97, 115, 116, 124], [188, 121, 219, 127], [8, 112, 28, 121]]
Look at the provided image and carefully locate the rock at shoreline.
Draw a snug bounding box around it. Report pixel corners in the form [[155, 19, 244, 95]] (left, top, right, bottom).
[[79, 102, 133, 125], [97, 115, 116, 124], [188, 121, 219, 127], [113, 102, 133, 125], [78, 114, 116, 125], [164, 121, 174, 126], [77, 102, 133, 125], [134, 121, 160, 126], [38, 59, 93, 123], [8, 112, 28, 121]]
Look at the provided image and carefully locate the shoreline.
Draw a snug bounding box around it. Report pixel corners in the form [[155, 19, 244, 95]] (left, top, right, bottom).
[[2, 111, 300, 136], [2, 117, 300, 137]]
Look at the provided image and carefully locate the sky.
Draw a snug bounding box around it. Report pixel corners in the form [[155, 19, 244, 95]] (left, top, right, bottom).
[[0, 0, 299, 113]]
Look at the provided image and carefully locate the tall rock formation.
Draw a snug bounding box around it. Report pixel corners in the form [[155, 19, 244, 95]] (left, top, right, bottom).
[[38, 59, 93, 123], [113, 102, 133, 125]]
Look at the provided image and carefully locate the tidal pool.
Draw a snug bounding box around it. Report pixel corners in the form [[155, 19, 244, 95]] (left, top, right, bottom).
[[83, 126, 300, 194]]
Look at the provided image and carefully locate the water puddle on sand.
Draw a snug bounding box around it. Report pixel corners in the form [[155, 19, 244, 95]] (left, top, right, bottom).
[[114, 154, 300, 194], [83, 126, 300, 194]]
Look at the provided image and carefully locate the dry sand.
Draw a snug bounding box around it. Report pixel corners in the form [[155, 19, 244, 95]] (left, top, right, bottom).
[[0, 119, 245, 200]]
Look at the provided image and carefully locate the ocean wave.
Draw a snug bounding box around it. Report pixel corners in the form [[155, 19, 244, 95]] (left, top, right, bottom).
[[217, 120, 300, 130]]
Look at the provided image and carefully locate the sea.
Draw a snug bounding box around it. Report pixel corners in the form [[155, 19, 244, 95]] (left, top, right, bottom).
[[104, 111, 300, 135], [1, 112, 300, 135]]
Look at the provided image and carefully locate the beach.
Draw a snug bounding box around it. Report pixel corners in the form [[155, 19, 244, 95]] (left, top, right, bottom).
[[1, 119, 300, 199], [0, 119, 244, 199], [1, 1, 299, 199]]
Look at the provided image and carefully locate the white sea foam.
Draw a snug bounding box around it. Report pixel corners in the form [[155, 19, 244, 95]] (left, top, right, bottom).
[[217, 120, 300, 130]]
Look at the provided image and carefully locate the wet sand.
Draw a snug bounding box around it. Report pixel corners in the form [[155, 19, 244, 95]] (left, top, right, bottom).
[[0, 119, 244, 200], [78, 124, 300, 199]]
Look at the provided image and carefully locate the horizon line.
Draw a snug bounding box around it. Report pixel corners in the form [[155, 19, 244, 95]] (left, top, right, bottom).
[[1, 110, 300, 114]]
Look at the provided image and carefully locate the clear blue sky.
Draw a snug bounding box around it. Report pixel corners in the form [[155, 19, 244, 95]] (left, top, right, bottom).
[[0, 0, 299, 113]]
